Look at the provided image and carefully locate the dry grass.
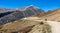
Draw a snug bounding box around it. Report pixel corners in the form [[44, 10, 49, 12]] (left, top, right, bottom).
[[0, 18, 41, 33]]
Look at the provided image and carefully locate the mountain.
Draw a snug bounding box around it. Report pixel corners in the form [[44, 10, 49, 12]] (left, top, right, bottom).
[[0, 8, 60, 33], [0, 6, 44, 24]]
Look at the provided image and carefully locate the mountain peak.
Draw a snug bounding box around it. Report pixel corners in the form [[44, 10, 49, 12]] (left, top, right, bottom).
[[15, 5, 41, 12], [25, 5, 39, 9]]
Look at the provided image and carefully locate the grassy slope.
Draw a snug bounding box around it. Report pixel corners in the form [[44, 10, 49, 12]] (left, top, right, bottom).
[[2, 18, 41, 31]]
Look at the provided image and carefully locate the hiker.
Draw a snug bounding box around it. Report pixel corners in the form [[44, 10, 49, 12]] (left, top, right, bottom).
[[45, 19, 47, 21]]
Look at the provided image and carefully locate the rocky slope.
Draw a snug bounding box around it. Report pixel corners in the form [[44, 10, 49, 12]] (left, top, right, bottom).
[[0, 11, 14, 18], [0, 6, 44, 24]]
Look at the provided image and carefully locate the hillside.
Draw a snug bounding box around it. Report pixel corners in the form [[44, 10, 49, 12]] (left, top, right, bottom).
[[32, 8, 60, 21], [40, 9, 60, 21], [2, 17, 41, 30], [0, 17, 42, 33], [1, 17, 60, 33]]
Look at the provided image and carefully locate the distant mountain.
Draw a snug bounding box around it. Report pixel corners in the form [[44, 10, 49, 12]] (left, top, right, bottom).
[[0, 8, 16, 12], [35, 8, 60, 21], [0, 5, 44, 24]]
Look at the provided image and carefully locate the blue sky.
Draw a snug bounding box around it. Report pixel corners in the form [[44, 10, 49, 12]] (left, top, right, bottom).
[[0, 0, 60, 11]]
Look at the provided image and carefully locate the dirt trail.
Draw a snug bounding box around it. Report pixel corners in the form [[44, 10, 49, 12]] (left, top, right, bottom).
[[46, 21, 60, 33]]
